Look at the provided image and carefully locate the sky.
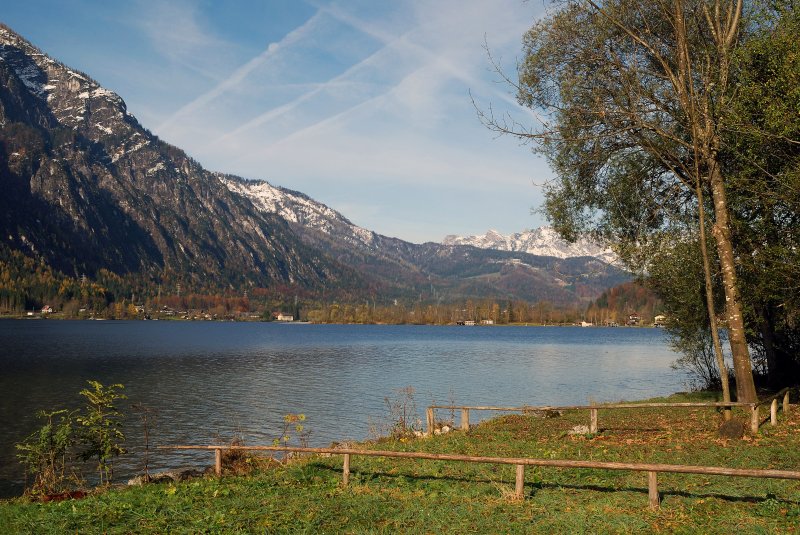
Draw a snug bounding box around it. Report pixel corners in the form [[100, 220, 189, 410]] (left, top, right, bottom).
[[4, 0, 554, 243]]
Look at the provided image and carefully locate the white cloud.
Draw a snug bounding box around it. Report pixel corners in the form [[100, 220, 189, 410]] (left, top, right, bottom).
[[156, 9, 327, 134]]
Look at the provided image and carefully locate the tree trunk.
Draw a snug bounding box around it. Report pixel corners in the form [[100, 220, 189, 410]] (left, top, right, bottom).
[[707, 160, 757, 402], [758, 306, 779, 388], [696, 182, 732, 418]]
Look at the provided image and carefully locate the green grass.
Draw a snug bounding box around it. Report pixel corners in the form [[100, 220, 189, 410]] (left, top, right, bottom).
[[2, 391, 800, 533]]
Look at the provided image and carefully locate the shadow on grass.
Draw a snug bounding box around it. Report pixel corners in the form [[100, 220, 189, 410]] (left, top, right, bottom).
[[307, 462, 800, 505], [530, 481, 799, 505], [595, 427, 665, 433]]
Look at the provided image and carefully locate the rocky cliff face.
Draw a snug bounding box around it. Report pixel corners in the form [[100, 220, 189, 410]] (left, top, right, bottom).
[[0, 24, 354, 290]]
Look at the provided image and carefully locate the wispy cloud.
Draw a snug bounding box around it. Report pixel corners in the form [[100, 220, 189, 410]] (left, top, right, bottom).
[[212, 30, 409, 145], [156, 8, 326, 134], [208, 1, 533, 156], [134, 0, 234, 81]]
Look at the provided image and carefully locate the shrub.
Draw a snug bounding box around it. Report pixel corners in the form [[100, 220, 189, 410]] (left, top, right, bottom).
[[15, 409, 78, 496], [273, 413, 309, 448], [384, 386, 422, 438], [76, 380, 127, 485]]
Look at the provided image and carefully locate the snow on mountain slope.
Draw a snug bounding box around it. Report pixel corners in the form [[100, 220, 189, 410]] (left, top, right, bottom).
[[221, 176, 378, 249], [0, 25, 131, 139], [225, 176, 620, 265], [442, 227, 619, 264]]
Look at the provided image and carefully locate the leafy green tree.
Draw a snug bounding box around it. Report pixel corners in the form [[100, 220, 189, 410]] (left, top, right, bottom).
[[76, 381, 127, 485], [722, 2, 800, 386], [644, 233, 728, 388], [479, 0, 784, 400]]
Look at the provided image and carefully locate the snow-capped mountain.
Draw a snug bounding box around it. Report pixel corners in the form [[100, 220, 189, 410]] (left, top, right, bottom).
[[0, 23, 355, 289], [442, 228, 619, 265], [223, 178, 618, 266], [1, 23, 631, 304], [221, 176, 379, 251]]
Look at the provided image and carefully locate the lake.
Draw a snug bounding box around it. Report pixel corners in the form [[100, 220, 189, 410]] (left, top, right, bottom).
[[0, 320, 686, 496]]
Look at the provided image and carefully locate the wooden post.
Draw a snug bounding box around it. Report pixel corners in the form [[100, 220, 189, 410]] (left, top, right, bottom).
[[426, 407, 435, 437], [590, 408, 598, 434], [784, 391, 790, 415], [214, 448, 222, 476], [648, 471, 659, 509], [771, 399, 778, 426], [342, 453, 350, 486], [515, 464, 525, 500], [750, 405, 760, 434], [461, 408, 470, 432]]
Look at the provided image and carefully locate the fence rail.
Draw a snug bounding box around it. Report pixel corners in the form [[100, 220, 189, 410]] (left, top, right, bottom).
[[157, 443, 800, 509], [427, 388, 791, 436]]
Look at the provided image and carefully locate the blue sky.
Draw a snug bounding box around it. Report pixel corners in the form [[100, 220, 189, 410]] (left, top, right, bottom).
[[4, 0, 552, 243]]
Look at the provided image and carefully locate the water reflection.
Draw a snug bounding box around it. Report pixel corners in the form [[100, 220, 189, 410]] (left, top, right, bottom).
[[0, 321, 685, 496]]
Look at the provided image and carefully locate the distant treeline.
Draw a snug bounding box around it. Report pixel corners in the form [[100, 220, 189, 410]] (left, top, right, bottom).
[[585, 282, 664, 326], [1, 245, 656, 324], [303, 284, 660, 325]]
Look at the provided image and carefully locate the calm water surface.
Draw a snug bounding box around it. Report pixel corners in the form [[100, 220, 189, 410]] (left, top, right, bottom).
[[0, 320, 686, 496]]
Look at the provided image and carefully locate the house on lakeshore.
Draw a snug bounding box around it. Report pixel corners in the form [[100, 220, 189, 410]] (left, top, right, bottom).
[[41, 305, 53, 314], [627, 313, 640, 325], [654, 315, 666, 327], [275, 313, 294, 322]]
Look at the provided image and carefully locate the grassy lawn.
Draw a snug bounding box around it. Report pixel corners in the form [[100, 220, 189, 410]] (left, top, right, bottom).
[[2, 391, 799, 533]]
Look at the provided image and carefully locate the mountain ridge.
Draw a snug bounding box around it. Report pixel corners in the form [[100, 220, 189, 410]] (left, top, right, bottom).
[[442, 227, 619, 264], [0, 23, 357, 292], [0, 23, 630, 307]]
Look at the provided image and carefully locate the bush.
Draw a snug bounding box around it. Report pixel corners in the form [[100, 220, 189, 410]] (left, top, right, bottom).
[[15, 409, 79, 496], [76, 381, 127, 485], [384, 386, 422, 438]]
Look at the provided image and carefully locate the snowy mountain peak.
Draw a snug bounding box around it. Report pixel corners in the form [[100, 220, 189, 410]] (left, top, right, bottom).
[[226, 171, 620, 266], [1, 24, 130, 142], [442, 227, 619, 264], [221, 176, 378, 249]]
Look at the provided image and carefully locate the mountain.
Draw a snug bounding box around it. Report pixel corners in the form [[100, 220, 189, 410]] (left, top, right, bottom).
[[222, 177, 631, 304], [0, 24, 358, 292], [222, 176, 380, 253], [442, 228, 619, 265], [0, 24, 630, 306]]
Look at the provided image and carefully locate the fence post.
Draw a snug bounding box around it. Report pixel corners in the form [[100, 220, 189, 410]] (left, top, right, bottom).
[[750, 405, 760, 434], [771, 399, 778, 426], [214, 448, 222, 476], [461, 408, 470, 432], [426, 407, 435, 437], [784, 391, 791, 415], [648, 471, 659, 509], [515, 464, 525, 500], [590, 407, 598, 434], [342, 453, 350, 486]]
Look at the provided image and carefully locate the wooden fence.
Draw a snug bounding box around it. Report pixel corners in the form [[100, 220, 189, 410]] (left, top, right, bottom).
[[426, 388, 791, 436], [158, 443, 800, 509], [157, 389, 795, 509]]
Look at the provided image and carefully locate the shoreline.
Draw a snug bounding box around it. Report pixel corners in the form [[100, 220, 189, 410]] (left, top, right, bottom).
[[0, 315, 658, 328]]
